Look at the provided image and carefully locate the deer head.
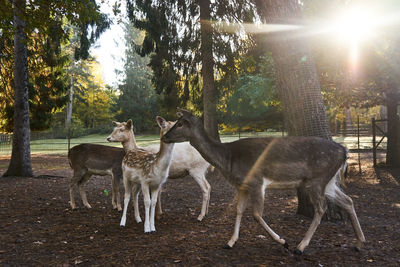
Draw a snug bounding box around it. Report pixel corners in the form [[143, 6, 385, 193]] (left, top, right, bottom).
[[162, 108, 199, 143], [107, 119, 133, 143]]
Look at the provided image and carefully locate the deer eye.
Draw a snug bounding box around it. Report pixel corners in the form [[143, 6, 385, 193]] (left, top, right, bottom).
[[176, 122, 183, 128], [120, 128, 124, 132]]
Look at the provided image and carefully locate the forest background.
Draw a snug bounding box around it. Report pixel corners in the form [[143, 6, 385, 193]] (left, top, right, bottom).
[[0, 0, 398, 144]]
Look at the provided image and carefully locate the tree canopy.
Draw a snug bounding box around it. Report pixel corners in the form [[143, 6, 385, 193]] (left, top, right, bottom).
[[0, 0, 110, 132]]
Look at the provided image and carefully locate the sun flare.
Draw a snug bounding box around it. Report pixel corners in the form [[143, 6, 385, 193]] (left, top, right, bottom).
[[331, 8, 376, 43]]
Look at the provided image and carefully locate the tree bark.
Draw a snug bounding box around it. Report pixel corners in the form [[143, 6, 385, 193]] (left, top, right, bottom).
[[199, 0, 220, 142], [386, 87, 400, 167], [258, 0, 343, 220], [3, 0, 33, 177]]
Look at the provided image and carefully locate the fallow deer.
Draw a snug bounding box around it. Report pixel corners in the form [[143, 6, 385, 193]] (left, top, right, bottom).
[[107, 120, 211, 221], [68, 143, 125, 211], [161, 108, 365, 255], [108, 117, 175, 232]]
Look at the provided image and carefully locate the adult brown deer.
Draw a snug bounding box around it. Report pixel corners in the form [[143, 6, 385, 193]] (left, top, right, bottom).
[[161, 108, 365, 255], [68, 143, 125, 211]]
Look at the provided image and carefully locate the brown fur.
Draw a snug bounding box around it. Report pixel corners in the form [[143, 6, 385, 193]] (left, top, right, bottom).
[[162, 109, 365, 254]]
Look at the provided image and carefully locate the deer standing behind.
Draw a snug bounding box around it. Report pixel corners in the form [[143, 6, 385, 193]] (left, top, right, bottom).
[[161, 109, 365, 255], [68, 143, 124, 211], [107, 120, 212, 221], [146, 141, 211, 221], [108, 117, 175, 232]]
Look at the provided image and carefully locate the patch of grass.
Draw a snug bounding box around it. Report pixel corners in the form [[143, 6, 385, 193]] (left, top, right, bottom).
[[0, 132, 382, 156]]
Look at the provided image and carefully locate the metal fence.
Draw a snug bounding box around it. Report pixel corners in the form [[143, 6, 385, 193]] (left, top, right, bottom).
[[0, 133, 12, 154], [0, 126, 385, 156]]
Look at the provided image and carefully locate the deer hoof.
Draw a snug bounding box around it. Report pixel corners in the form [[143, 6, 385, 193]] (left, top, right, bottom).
[[283, 242, 289, 250], [294, 249, 303, 255], [353, 246, 361, 252], [223, 244, 233, 249]]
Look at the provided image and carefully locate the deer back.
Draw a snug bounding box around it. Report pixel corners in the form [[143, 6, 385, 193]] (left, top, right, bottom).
[[68, 144, 125, 172], [220, 137, 346, 188]]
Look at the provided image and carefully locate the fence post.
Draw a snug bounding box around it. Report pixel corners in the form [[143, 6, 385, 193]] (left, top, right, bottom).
[[357, 116, 361, 174], [372, 118, 376, 167], [67, 126, 71, 152]]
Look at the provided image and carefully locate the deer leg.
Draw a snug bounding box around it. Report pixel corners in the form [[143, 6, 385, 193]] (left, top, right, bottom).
[[225, 190, 249, 248], [296, 194, 326, 254], [110, 173, 117, 210], [120, 179, 132, 227], [141, 182, 151, 233], [330, 188, 366, 250], [78, 173, 92, 209], [252, 187, 287, 247], [132, 183, 142, 223], [156, 187, 162, 220], [111, 173, 122, 211], [190, 170, 211, 221], [150, 186, 161, 232], [69, 171, 83, 210]]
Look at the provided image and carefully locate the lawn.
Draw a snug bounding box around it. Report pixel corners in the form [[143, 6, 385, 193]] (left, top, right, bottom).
[[0, 131, 385, 156]]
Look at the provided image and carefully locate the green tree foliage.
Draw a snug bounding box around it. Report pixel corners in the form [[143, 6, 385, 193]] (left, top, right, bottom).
[[72, 59, 116, 129], [126, 0, 256, 117], [0, 24, 70, 131], [222, 53, 282, 131], [1, 0, 110, 177], [116, 22, 159, 133], [0, 0, 110, 132]]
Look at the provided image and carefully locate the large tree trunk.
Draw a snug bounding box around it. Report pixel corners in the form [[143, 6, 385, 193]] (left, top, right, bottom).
[[258, 0, 342, 220], [199, 0, 220, 142], [386, 86, 400, 167], [3, 0, 33, 177]]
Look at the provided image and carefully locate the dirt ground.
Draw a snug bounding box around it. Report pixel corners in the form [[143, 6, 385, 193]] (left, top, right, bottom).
[[0, 152, 399, 266]]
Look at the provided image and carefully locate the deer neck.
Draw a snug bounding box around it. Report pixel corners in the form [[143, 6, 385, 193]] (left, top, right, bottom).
[[156, 141, 175, 169], [122, 131, 138, 152], [189, 125, 229, 173]]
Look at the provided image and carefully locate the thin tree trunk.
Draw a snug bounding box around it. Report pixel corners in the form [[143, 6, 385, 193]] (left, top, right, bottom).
[[3, 0, 33, 177], [258, 0, 342, 220], [66, 67, 73, 151], [386, 86, 400, 167], [66, 68, 73, 127], [199, 0, 220, 142]]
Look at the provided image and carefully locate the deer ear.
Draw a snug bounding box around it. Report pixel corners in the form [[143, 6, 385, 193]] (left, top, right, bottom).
[[126, 119, 133, 129], [112, 121, 119, 126], [156, 116, 166, 128], [177, 107, 191, 118]]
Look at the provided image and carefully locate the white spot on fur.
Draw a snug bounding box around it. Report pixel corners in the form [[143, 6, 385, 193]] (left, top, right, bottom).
[[325, 163, 345, 199], [262, 178, 273, 191]]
